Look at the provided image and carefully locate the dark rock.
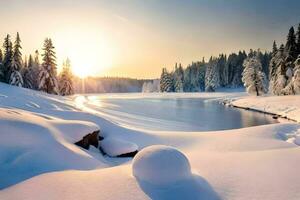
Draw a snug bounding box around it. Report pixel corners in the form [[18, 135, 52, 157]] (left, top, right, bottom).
[[116, 150, 138, 158], [75, 130, 100, 150]]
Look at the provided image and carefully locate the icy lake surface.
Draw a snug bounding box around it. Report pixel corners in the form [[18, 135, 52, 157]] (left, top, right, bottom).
[[79, 94, 277, 132]]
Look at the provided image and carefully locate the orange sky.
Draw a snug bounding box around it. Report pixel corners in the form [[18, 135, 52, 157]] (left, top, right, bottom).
[[0, 0, 299, 78]]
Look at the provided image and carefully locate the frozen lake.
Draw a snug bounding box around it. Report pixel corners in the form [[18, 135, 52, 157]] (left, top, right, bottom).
[[78, 93, 278, 132]]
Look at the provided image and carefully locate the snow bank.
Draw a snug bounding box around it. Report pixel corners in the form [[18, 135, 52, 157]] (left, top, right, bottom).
[[101, 137, 138, 157], [132, 145, 192, 186], [228, 95, 300, 122], [0, 107, 105, 189]]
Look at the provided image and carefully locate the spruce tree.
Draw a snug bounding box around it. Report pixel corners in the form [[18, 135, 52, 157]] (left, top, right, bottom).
[[12, 32, 23, 71], [38, 38, 59, 94], [292, 55, 300, 94], [23, 55, 34, 89], [272, 41, 278, 55], [32, 50, 41, 89], [296, 23, 300, 56], [9, 33, 24, 87], [0, 49, 4, 82], [160, 68, 173, 92], [9, 59, 24, 87], [174, 63, 184, 92], [59, 58, 74, 96], [0, 49, 3, 63], [3, 34, 13, 83], [242, 53, 267, 96], [284, 26, 297, 61], [205, 57, 220, 92], [269, 45, 285, 95]]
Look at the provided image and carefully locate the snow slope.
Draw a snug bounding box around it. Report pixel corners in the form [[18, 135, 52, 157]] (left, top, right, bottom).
[[1, 83, 300, 200], [228, 95, 300, 122]]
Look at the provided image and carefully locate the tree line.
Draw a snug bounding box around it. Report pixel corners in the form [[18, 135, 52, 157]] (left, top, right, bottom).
[[160, 23, 300, 96], [0, 33, 74, 96]]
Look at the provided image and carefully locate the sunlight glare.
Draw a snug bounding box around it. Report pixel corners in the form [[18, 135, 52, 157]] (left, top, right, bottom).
[[54, 28, 114, 78]]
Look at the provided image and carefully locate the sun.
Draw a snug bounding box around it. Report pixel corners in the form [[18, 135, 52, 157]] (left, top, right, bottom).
[[54, 28, 114, 78]]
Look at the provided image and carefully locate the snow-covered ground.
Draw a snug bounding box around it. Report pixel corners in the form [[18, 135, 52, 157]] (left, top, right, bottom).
[[1, 83, 300, 200], [228, 95, 300, 122]]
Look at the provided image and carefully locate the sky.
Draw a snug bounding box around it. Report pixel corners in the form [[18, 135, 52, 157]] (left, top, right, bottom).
[[0, 0, 299, 79]]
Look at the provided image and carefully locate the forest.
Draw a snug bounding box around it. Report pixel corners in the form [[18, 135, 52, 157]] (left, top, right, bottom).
[[159, 23, 300, 95]]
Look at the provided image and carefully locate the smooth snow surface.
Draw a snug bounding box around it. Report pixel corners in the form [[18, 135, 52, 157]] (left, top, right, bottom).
[[1, 83, 300, 200], [132, 145, 191, 186], [229, 95, 300, 122], [101, 137, 138, 156]]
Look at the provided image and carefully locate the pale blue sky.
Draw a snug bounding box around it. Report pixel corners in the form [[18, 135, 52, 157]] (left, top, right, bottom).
[[0, 0, 299, 78]]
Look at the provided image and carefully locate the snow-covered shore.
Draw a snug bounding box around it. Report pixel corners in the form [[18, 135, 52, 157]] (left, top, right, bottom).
[[227, 95, 300, 122], [1, 83, 300, 200]]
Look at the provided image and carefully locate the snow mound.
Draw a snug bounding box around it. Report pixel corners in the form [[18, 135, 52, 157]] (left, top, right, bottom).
[[294, 135, 300, 146], [132, 145, 192, 186], [101, 137, 138, 157]]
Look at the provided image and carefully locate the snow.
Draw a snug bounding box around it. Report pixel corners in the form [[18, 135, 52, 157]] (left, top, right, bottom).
[[132, 145, 192, 186], [0, 83, 300, 200], [228, 95, 300, 122], [101, 137, 138, 156]]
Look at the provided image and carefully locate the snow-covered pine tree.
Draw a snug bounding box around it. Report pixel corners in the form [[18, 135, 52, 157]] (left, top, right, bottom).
[[296, 24, 300, 56], [9, 59, 24, 87], [218, 54, 227, 87], [183, 66, 192, 92], [160, 68, 173, 92], [174, 63, 184, 92], [2, 34, 13, 83], [292, 56, 300, 94], [31, 50, 41, 89], [0, 49, 4, 82], [269, 44, 285, 94], [38, 38, 59, 95], [272, 41, 278, 55], [242, 54, 267, 96], [273, 59, 288, 95], [59, 58, 74, 96], [285, 26, 297, 60], [22, 55, 35, 89], [205, 57, 220, 92], [12, 33, 23, 71], [9, 33, 24, 87]]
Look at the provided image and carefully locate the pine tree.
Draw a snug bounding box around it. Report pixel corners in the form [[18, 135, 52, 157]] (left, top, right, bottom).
[[12, 32, 23, 71], [291, 55, 300, 94], [9, 59, 24, 87], [3, 34, 13, 83], [296, 24, 300, 56], [160, 68, 173, 92], [273, 59, 287, 95], [22, 55, 34, 89], [242, 53, 267, 96], [205, 57, 220, 92], [285, 27, 297, 63], [9, 33, 24, 87], [0, 49, 3, 63], [0, 49, 4, 82], [174, 63, 184, 92], [269, 45, 285, 94], [59, 58, 74, 96], [272, 41, 278, 55], [38, 38, 59, 94], [32, 50, 41, 89]]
